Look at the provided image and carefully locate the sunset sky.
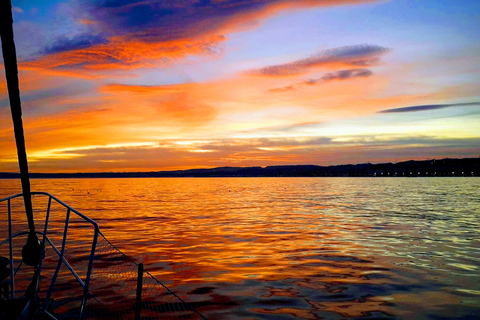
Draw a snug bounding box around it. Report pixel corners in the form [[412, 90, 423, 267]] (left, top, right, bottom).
[[1, 0, 479, 173]]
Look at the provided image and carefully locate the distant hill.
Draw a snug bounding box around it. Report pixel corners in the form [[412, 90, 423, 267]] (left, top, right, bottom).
[[0, 157, 479, 179]]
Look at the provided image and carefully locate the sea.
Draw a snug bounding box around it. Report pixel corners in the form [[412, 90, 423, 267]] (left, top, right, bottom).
[[1, 177, 479, 319]]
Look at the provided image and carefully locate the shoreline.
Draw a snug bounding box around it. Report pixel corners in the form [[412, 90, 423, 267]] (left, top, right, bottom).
[[1, 157, 478, 178]]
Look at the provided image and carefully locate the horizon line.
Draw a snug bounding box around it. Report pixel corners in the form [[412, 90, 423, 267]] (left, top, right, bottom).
[[1, 156, 478, 176]]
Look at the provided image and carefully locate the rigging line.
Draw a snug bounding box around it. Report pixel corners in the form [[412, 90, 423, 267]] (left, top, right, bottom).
[[0, 0, 35, 233]]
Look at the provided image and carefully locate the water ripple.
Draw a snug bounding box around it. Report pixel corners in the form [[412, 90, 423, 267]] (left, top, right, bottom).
[[1, 177, 479, 319]]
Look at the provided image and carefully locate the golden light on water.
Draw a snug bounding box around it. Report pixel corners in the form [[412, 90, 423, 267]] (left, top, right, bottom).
[[2, 177, 479, 318]]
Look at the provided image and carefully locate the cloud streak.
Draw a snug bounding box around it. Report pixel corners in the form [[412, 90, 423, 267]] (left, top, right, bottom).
[[379, 102, 480, 113], [252, 45, 389, 76], [311, 68, 373, 83], [270, 68, 374, 92], [20, 34, 226, 78]]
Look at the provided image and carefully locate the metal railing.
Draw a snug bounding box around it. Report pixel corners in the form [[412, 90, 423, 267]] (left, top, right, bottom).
[[1, 192, 99, 319], [0, 192, 207, 320]]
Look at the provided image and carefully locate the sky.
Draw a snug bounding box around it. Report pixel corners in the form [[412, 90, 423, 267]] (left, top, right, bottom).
[[0, 0, 479, 173]]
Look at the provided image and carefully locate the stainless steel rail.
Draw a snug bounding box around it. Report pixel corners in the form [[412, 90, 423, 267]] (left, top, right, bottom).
[[1, 192, 207, 320], [1, 192, 99, 319]]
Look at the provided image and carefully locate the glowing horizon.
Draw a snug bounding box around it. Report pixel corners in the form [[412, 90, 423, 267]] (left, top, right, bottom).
[[1, 0, 479, 173]]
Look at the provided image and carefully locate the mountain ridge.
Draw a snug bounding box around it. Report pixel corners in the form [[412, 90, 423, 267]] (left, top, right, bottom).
[[1, 157, 479, 178]]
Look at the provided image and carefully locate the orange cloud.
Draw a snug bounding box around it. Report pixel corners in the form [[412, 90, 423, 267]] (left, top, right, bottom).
[[100, 82, 217, 125], [100, 83, 190, 95], [19, 34, 226, 78], [79, 18, 96, 25]]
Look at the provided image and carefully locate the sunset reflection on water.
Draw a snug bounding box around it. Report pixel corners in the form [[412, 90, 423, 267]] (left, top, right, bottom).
[[1, 177, 479, 319]]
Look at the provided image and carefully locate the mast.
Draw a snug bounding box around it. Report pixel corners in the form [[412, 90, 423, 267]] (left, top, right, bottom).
[[1, 0, 35, 234]]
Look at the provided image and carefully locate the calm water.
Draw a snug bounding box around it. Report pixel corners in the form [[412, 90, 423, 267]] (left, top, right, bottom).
[[1, 177, 479, 319]]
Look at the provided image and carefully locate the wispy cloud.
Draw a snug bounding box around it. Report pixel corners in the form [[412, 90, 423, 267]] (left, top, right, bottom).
[[270, 68, 374, 92], [100, 83, 188, 94], [98, 83, 218, 127], [20, 34, 226, 78], [378, 102, 480, 113], [251, 45, 389, 76], [310, 68, 373, 83]]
